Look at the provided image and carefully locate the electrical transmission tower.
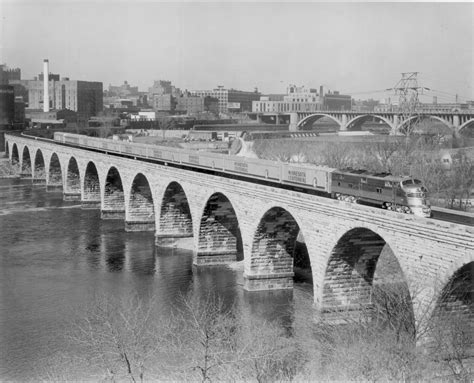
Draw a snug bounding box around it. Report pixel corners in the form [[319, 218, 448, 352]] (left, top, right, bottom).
[[392, 72, 424, 135]]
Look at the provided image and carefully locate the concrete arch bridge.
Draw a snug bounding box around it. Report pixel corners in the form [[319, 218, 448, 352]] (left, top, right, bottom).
[[5, 134, 474, 338], [294, 110, 474, 136]]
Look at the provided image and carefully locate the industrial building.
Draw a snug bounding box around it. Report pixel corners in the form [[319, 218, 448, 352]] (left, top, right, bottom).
[[191, 86, 261, 113], [9, 59, 103, 117]]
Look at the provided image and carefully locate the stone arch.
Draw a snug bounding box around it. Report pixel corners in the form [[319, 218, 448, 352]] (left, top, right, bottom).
[[297, 113, 343, 130], [47, 153, 63, 191], [126, 173, 155, 231], [398, 115, 452, 135], [11, 143, 19, 165], [65, 157, 81, 200], [83, 161, 101, 208], [102, 166, 125, 220], [245, 206, 307, 291], [195, 192, 242, 265], [429, 262, 473, 351], [21, 146, 32, 176], [319, 227, 412, 323], [156, 181, 193, 247], [346, 114, 394, 131], [33, 149, 46, 182], [458, 119, 474, 138]]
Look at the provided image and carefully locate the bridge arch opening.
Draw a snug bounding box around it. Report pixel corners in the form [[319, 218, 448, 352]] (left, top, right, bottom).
[[102, 166, 125, 220], [5, 140, 9, 158], [34, 149, 46, 181], [48, 153, 62, 186], [459, 119, 474, 138], [21, 146, 32, 176], [298, 114, 342, 132], [398, 115, 452, 136], [246, 207, 310, 291], [83, 161, 101, 208], [65, 157, 81, 198], [429, 262, 473, 354], [196, 192, 242, 265], [346, 115, 393, 133], [157, 181, 193, 246], [126, 173, 155, 231], [321, 227, 413, 330], [11, 143, 19, 166]]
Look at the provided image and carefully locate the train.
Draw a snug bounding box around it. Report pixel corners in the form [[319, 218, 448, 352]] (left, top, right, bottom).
[[52, 132, 432, 218]]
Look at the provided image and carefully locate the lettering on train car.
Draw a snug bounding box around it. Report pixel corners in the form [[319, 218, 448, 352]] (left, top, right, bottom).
[[124, 145, 132, 153], [102, 142, 109, 150], [153, 149, 162, 158], [288, 170, 306, 184], [189, 155, 199, 165], [234, 162, 248, 173]]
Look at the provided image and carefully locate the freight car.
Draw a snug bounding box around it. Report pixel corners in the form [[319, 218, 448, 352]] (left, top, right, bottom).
[[52, 132, 432, 218]]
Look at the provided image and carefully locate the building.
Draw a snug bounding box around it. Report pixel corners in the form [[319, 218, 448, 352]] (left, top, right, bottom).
[[191, 86, 261, 113], [152, 94, 175, 112], [0, 85, 15, 125], [108, 81, 139, 98], [252, 84, 323, 113], [284, 85, 320, 103], [176, 95, 205, 114], [10, 77, 103, 116], [253, 98, 322, 113], [0, 64, 21, 85], [323, 91, 352, 111]]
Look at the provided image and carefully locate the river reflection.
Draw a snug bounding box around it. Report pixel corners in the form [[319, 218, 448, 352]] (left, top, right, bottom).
[[0, 179, 313, 381]]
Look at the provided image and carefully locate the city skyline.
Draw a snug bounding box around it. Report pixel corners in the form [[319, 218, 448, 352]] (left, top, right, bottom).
[[1, 1, 473, 103]]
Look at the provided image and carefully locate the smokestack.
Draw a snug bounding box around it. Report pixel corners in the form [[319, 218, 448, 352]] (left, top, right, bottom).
[[43, 59, 49, 112], [319, 85, 324, 98], [433, 96, 437, 105]]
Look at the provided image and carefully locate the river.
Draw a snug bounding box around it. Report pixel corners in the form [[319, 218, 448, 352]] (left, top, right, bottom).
[[0, 178, 314, 381]]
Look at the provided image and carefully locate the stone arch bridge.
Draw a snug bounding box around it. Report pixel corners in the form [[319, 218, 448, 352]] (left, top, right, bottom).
[[5, 134, 474, 333]]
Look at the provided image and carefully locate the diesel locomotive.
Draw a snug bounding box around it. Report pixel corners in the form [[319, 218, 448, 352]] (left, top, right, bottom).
[[52, 132, 432, 218]]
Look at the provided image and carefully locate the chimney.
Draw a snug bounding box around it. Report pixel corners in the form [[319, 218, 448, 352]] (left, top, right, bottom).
[[319, 85, 324, 97], [433, 96, 437, 105], [43, 59, 50, 112]]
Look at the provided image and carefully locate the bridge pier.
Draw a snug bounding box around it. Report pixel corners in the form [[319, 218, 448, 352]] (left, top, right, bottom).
[[243, 270, 294, 291], [101, 209, 125, 220], [46, 183, 63, 192], [193, 250, 237, 266], [155, 232, 193, 247], [32, 178, 46, 186], [81, 199, 101, 209], [63, 192, 81, 201], [125, 220, 155, 232], [289, 113, 298, 131]]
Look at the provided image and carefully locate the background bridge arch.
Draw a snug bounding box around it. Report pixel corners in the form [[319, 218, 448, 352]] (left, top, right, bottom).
[[397, 115, 452, 135], [459, 118, 474, 137], [346, 114, 395, 131], [297, 113, 343, 130]]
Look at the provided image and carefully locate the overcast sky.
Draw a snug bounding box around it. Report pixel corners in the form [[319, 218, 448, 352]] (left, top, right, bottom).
[[1, 1, 473, 102]]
